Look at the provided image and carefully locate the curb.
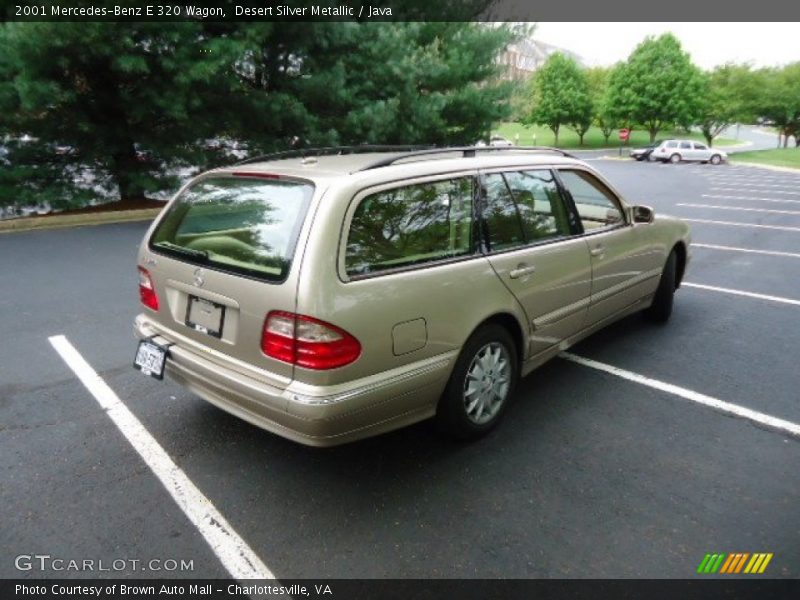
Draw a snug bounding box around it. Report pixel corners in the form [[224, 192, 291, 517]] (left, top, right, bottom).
[[0, 208, 163, 234], [728, 161, 800, 174]]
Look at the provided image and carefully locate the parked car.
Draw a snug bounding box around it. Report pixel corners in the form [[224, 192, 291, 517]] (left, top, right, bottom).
[[475, 135, 514, 147], [651, 139, 727, 164], [133, 146, 691, 446], [489, 135, 513, 147], [629, 141, 663, 161]]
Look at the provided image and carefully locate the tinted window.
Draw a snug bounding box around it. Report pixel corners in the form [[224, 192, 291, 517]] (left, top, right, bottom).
[[679, 141, 692, 149], [481, 170, 570, 252], [150, 176, 313, 282], [694, 143, 708, 150], [345, 177, 474, 276], [558, 170, 624, 231], [665, 141, 678, 148]]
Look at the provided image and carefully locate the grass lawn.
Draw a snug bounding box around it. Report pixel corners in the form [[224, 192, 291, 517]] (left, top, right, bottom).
[[493, 122, 738, 150], [730, 148, 800, 169]]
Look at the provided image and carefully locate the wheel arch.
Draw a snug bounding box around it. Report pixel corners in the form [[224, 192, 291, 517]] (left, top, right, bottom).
[[672, 241, 687, 289], [470, 312, 526, 367]]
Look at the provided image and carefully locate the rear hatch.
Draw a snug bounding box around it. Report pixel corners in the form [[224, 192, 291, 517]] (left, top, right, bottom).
[[139, 172, 315, 387]]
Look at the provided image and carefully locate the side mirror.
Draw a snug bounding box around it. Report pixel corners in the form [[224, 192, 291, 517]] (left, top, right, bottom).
[[632, 205, 654, 224]]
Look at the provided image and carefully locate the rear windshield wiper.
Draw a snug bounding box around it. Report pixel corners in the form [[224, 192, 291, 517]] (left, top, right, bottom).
[[153, 241, 209, 260]]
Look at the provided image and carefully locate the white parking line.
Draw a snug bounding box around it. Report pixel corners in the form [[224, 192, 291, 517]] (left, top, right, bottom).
[[681, 218, 800, 232], [678, 203, 800, 216], [704, 172, 797, 178], [703, 194, 800, 205], [693, 243, 800, 259], [682, 282, 800, 307], [48, 335, 274, 580], [560, 353, 800, 438], [704, 177, 799, 185], [710, 186, 800, 195]]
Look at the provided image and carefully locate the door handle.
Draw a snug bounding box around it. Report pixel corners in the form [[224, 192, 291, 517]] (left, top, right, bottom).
[[509, 264, 536, 279], [590, 245, 606, 258]]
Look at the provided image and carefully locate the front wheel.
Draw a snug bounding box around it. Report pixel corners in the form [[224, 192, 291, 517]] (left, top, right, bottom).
[[669, 153, 681, 164], [644, 250, 677, 323], [436, 324, 518, 440], [710, 154, 722, 165]]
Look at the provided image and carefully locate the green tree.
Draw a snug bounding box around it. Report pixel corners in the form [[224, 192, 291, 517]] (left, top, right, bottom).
[[0, 21, 513, 211], [586, 66, 617, 144], [607, 34, 703, 143], [752, 64, 800, 148], [697, 64, 757, 147], [0, 22, 244, 206], [528, 53, 591, 146]]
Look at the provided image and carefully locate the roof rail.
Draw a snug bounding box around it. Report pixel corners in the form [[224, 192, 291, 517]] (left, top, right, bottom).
[[233, 145, 435, 166], [358, 145, 576, 171]]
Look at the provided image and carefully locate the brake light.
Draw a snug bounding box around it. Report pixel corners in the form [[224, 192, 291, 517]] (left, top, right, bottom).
[[138, 266, 159, 311], [261, 311, 361, 370]]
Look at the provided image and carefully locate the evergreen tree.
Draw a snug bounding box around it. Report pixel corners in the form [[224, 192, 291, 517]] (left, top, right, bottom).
[[0, 21, 513, 211]]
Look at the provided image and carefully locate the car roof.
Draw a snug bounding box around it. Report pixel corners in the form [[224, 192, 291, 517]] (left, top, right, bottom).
[[216, 147, 584, 179]]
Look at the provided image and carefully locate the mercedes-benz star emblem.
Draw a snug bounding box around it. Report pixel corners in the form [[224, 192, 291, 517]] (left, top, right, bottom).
[[193, 268, 205, 287]]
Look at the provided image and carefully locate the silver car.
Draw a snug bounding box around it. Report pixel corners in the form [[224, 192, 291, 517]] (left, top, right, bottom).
[[134, 147, 691, 446], [652, 139, 727, 164]]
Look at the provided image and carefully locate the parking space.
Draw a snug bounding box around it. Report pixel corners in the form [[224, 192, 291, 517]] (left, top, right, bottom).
[[2, 159, 799, 580]]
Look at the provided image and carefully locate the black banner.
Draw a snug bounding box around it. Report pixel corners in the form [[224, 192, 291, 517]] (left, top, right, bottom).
[[4, 579, 800, 600], [4, 0, 800, 22]]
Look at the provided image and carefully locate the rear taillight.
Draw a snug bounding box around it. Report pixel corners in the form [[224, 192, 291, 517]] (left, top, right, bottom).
[[261, 311, 361, 370], [138, 266, 159, 311]]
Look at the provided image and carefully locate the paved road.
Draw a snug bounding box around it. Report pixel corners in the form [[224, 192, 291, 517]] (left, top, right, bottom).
[[1, 159, 799, 580]]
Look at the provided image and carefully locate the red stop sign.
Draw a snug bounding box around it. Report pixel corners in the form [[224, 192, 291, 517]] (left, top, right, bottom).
[[619, 128, 630, 141]]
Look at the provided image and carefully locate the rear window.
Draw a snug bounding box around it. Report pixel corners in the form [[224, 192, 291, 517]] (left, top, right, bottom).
[[150, 176, 314, 282]]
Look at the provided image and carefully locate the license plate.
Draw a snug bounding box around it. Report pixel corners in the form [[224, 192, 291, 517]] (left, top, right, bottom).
[[186, 295, 225, 338], [134, 340, 167, 380]]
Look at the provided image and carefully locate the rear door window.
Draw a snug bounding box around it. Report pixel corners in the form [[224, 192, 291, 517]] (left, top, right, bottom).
[[345, 177, 475, 277], [150, 176, 314, 282], [479, 169, 572, 252]]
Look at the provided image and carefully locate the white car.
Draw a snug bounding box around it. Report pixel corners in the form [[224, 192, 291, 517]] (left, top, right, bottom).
[[652, 139, 727, 165], [475, 135, 514, 148], [489, 135, 513, 147]]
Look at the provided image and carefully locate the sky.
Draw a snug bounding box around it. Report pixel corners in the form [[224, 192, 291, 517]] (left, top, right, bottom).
[[533, 23, 800, 70]]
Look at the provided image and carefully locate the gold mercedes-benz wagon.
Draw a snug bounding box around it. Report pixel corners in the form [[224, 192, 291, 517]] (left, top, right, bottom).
[[134, 147, 691, 446]]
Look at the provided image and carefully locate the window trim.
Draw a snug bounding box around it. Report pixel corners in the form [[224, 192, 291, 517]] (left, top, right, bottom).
[[338, 171, 483, 283]]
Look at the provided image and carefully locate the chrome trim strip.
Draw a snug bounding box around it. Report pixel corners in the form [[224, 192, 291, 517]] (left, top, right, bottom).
[[590, 267, 662, 304], [286, 352, 457, 406], [532, 296, 591, 328]]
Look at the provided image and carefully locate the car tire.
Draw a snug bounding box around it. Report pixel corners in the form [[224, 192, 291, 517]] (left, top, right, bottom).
[[436, 324, 518, 440], [669, 153, 681, 164], [710, 154, 722, 165], [644, 250, 677, 323]]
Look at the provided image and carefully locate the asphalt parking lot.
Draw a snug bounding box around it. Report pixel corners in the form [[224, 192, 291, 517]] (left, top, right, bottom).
[[1, 158, 799, 581]]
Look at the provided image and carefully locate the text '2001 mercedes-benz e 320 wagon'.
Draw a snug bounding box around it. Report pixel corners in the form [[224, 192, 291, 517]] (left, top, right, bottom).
[[134, 146, 691, 446]]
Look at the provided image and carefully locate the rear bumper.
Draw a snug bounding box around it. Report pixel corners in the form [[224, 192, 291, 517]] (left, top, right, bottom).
[[134, 314, 454, 446]]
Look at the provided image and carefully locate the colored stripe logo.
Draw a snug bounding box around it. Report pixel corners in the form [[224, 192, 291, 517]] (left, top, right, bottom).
[[697, 553, 773, 574]]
